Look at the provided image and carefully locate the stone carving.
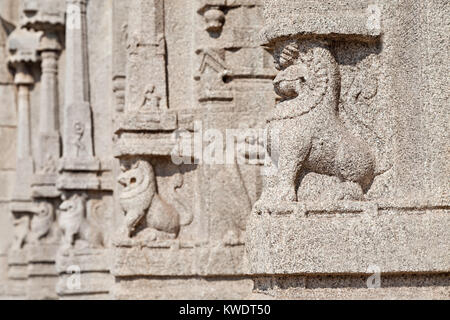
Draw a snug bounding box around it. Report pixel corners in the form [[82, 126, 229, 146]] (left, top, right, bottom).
[[338, 55, 392, 180], [39, 155, 58, 174], [199, 6, 226, 34], [117, 160, 192, 241], [20, 0, 65, 28], [11, 215, 30, 251], [140, 85, 163, 112], [194, 48, 233, 102], [72, 122, 87, 157], [0, 0, 447, 301], [258, 40, 378, 205], [58, 194, 104, 249], [60, 0, 99, 173], [29, 202, 54, 244]]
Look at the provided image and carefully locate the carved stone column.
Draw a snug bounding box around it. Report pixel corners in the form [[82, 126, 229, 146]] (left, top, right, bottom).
[[54, 0, 114, 299], [59, 0, 100, 189], [7, 27, 40, 299], [112, 0, 129, 115], [33, 30, 63, 191], [111, 0, 272, 299], [246, 0, 450, 299], [20, 0, 66, 299]]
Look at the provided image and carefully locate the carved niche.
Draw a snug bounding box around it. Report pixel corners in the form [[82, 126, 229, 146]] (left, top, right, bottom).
[[257, 39, 392, 208], [194, 0, 275, 104], [254, 1, 393, 213]]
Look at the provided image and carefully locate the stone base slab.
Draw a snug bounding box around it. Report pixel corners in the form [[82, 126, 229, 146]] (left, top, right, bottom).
[[112, 242, 247, 277], [56, 271, 113, 298], [56, 248, 112, 299], [27, 244, 58, 263], [252, 274, 450, 300], [247, 201, 450, 275], [56, 172, 101, 190], [28, 276, 58, 300], [116, 110, 178, 132], [56, 248, 111, 273], [113, 276, 254, 300]]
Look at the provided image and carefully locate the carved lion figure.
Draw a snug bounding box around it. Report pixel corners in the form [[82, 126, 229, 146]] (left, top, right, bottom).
[[29, 202, 54, 244], [11, 215, 30, 250], [118, 160, 192, 240], [58, 193, 104, 249], [258, 41, 377, 205]]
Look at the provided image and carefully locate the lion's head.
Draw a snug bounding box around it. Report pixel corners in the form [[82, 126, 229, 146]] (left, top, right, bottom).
[[273, 40, 339, 111], [117, 160, 156, 214]]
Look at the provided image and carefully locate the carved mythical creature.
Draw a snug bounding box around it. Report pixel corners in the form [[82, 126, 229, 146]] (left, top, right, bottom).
[[29, 202, 54, 244], [118, 160, 192, 240], [58, 194, 104, 249], [258, 41, 378, 205]]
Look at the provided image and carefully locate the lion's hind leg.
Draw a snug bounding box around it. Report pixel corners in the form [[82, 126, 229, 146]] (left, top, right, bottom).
[[276, 123, 311, 202]]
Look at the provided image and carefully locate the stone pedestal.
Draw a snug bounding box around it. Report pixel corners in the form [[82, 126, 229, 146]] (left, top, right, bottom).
[[246, 0, 450, 299], [27, 244, 59, 300], [7, 249, 28, 299], [56, 248, 113, 300]]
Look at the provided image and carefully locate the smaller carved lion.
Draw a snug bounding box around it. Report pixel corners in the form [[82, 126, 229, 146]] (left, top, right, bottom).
[[58, 194, 104, 250], [118, 160, 192, 240], [11, 215, 30, 250], [29, 202, 55, 244]]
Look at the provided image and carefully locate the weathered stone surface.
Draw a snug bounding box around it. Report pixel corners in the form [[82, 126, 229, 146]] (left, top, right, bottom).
[[248, 204, 449, 274], [0, 171, 15, 202], [246, 0, 450, 299], [0, 127, 16, 170], [0, 85, 16, 126], [113, 277, 255, 300], [0, 0, 448, 300]]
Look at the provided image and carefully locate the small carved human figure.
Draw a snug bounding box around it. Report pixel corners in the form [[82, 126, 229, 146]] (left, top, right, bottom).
[[140, 85, 162, 112], [117, 160, 192, 241], [257, 41, 377, 207], [58, 193, 104, 250], [73, 122, 86, 157]]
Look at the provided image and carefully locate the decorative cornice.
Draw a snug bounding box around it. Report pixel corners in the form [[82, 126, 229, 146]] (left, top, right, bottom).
[[7, 27, 41, 65], [20, 0, 66, 31]]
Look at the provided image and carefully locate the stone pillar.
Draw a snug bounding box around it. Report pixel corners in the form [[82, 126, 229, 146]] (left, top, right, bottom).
[[26, 37, 62, 298], [246, 0, 450, 299], [112, 0, 129, 114], [37, 37, 61, 176], [12, 64, 34, 202], [55, 1, 113, 299], [111, 0, 272, 299], [6, 26, 41, 299], [20, 0, 66, 300], [59, 0, 100, 184], [8, 76, 33, 300], [0, 2, 17, 300], [21, 1, 65, 175]]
